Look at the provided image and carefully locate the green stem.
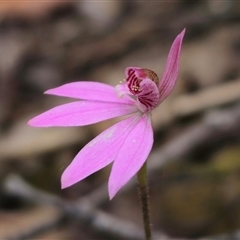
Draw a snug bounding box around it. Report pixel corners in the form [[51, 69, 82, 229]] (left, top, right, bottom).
[[137, 161, 152, 240]]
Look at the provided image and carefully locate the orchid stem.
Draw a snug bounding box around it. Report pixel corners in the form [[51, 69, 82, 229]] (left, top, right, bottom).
[[137, 161, 151, 240]]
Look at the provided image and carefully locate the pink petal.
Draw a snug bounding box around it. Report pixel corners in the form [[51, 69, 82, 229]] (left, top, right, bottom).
[[108, 113, 153, 199], [28, 101, 138, 127], [61, 114, 142, 188], [125, 67, 146, 79], [45, 81, 134, 105], [136, 78, 160, 112], [158, 29, 185, 103]]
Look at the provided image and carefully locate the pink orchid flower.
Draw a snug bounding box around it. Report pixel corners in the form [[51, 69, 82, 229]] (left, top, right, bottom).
[[28, 29, 185, 199]]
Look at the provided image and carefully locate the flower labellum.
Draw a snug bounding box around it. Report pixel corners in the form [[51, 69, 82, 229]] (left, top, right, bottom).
[[28, 29, 185, 199]]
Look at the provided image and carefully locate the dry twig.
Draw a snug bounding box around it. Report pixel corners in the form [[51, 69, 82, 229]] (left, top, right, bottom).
[[4, 175, 168, 240]]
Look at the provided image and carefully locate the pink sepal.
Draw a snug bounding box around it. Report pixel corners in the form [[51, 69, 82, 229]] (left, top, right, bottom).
[[46, 81, 134, 105], [28, 101, 138, 127], [158, 29, 185, 102], [108, 113, 153, 199]]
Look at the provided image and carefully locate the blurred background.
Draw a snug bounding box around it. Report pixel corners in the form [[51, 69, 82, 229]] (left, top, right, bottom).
[[0, 1, 240, 239]]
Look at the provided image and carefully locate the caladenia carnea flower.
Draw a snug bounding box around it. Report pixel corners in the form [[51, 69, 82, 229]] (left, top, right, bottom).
[[28, 29, 185, 200]]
